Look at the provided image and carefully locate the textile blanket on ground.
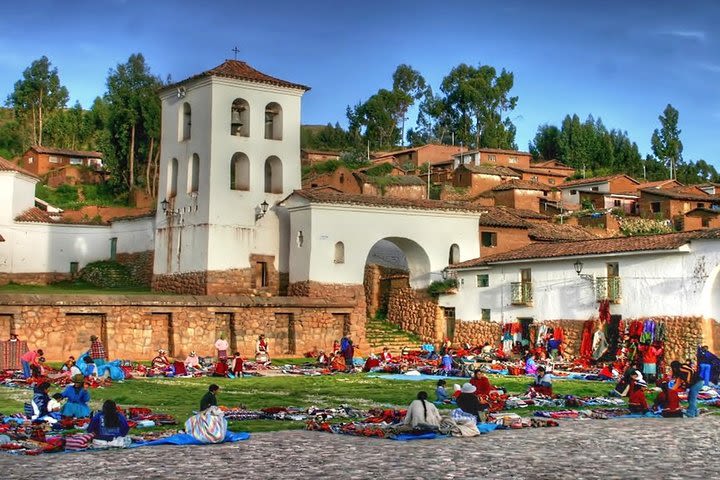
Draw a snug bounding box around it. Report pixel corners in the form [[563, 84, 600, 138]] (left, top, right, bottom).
[[130, 431, 250, 447], [185, 406, 227, 444], [368, 373, 468, 382]]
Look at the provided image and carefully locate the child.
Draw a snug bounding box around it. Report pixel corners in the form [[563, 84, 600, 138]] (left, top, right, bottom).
[[48, 393, 65, 420], [213, 358, 229, 377], [628, 379, 649, 414], [436, 379, 450, 403], [530, 366, 553, 396], [230, 352, 244, 378], [653, 382, 682, 417], [440, 350, 453, 375]]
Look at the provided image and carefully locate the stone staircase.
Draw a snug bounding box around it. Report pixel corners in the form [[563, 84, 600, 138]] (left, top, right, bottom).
[[365, 317, 424, 355]]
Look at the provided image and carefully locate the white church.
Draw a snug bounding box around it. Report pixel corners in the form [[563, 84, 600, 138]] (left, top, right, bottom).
[[1, 59, 719, 349]]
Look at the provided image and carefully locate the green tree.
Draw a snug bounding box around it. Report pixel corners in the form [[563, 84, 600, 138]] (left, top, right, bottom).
[[651, 104, 683, 180], [104, 53, 162, 196], [347, 89, 401, 150], [5, 56, 69, 147], [44, 101, 94, 150], [391, 64, 427, 146], [529, 124, 561, 160], [439, 63, 518, 149]]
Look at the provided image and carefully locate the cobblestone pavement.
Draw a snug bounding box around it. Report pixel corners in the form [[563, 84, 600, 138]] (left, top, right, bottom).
[[3, 417, 720, 480]]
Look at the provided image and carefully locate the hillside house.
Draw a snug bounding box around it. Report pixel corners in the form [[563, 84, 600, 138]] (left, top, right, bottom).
[[453, 148, 532, 170], [300, 149, 341, 167], [559, 174, 641, 206], [20, 146, 104, 178], [453, 164, 521, 196], [638, 187, 720, 221], [490, 179, 550, 212]]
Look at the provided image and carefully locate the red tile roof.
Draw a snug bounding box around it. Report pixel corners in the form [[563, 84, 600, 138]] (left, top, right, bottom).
[[560, 174, 639, 189], [0, 156, 40, 179], [639, 179, 683, 190], [459, 164, 521, 177], [450, 230, 720, 268], [531, 160, 575, 170], [454, 147, 532, 157], [290, 189, 488, 213], [685, 207, 720, 216], [491, 179, 550, 192], [478, 207, 530, 228], [29, 146, 103, 158], [528, 222, 598, 242], [14, 207, 55, 223], [639, 187, 719, 202], [167, 60, 310, 92]]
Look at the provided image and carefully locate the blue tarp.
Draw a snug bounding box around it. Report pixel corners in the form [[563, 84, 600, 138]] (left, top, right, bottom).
[[130, 430, 250, 447], [391, 432, 445, 441]]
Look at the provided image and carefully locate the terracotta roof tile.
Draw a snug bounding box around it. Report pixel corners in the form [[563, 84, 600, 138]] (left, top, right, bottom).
[[14, 207, 55, 223], [450, 230, 720, 268], [29, 146, 103, 158], [477, 207, 530, 228], [560, 174, 639, 188], [290, 189, 487, 213], [454, 147, 532, 156], [491, 179, 550, 191], [528, 223, 598, 242], [0, 156, 39, 180], [459, 164, 521, 177], [167, 60, 310, 92], [685, 207, 720, 215], [355, 173, 426, 186], [531, 160, 575, 170], [639, 187, 719, 202], [638, 179, 683, 189], [508, 165, 571, 177]]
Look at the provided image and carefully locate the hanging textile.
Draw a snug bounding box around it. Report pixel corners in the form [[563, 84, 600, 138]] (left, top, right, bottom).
[[592, 329, 608, 360], [598, 300, 610, 323], [553, 328, 565, 343], [0, 340, 29, 370], [536, 325, 548, 346], [580, 320, 594, 358]]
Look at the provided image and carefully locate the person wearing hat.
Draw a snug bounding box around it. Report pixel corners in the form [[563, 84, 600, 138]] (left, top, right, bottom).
[[89, 335, 108, 366], [456, 382, 487, 421], [20, 348, 44, 379], [60, 374, 91, 418], [628, 378, 649, 414], [8, 332, 19, 342], [151, 349, 171, 370], [184, 351, 200, 373]]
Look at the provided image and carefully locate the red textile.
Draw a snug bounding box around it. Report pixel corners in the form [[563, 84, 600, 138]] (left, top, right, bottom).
[[214, 361, 228, 376], [471, 376, 492, 396], [553, 328, 565, 343], [639, 345, 663, 364], [173, 361, 187, 376], [628, 384, 648, 410], [580, 320, 594, 358], [231, 357, 244, 374], [655, 389, 680, 411], [89, 340, 107, 360]]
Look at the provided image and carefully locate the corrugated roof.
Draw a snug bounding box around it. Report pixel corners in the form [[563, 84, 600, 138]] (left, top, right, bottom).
[[450, 230, 720, 268], [165, 60, 310, 92]]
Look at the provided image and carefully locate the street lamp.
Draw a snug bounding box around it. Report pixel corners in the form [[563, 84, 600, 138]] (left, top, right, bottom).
[[573, 260, 594, 281], [160, 198, 169, 213], [256, 200, 270, 221]]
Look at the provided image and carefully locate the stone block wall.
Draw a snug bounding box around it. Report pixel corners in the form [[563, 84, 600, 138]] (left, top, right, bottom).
[[0, 294, 363, 361], [453, 320, 502, 346], [152, 271, 207, 295], [116, 251, 154, 286], [363, 264, 409, 319], [387, 287, 440, 342], [534, 319, 585, 357]]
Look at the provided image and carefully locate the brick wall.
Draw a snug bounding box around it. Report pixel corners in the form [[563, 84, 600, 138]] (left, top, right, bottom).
[[479, 227, 531, 258], [0, 294, 363, 361]]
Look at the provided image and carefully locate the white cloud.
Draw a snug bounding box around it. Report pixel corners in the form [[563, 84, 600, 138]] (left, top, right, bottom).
[[660, 30, 707, 41]]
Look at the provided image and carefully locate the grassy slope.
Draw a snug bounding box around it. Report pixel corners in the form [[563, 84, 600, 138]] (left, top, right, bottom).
[[0, 371, 622, 433]]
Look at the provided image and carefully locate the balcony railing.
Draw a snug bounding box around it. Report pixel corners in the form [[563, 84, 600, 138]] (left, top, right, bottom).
[[596, 276, 621, 303], [510, 282, 533, 306]]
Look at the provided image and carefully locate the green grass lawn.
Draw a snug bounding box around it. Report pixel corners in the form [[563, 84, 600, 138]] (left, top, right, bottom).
[[0, 281, 155, 295], [0, 371, 621, 433]]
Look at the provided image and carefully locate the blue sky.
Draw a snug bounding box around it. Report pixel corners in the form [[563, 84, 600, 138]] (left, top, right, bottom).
[[1, 0, 719, 165]]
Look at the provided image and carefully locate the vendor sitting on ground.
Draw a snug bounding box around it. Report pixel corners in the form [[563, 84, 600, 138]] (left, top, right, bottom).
[[87, 400, 130, 443], [31, 382, 56, 424], [456, 383, 487, 421], [61, 374, 91, 418], [213, 358, 229, 377], [470, 369, 494, 397], [610, 367, 643, 397], [654, 381, 682, 417], [329, 352, 346, 372], [404, 391, 442, 428], [628, 378, 649, 414], [381, 347, 393, 364], [530, 366, 553, 396], [48, 393, 64, 420], [525, 354, 538, 375], [152, 349, 171, 370], [200, 384, 220, 411], [184, 351, 200, 372], [363, 352, 381, 372], [230, 352, 244, 377], [316, 350, 328, 366], [436, 379, 451, 404]]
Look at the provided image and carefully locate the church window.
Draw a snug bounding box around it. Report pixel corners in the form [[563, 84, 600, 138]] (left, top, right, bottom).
[[264, 156, 283, 193], [231, 98, 250, 136], [180, 103, 191, 141], [188, 154, 200, 193], [168, 157, 178, 198], [264, 102, 283, 140], [334, 242, 345, 264], [230, 153, 250, 191]]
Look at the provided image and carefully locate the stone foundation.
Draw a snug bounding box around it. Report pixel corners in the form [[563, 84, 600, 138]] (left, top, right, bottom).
[[153, 255, 282, 296], [0, 294, 363, 361], [0, 272, 72, 286], [363, 264, 409, 319], [387, 287, 441, 342]]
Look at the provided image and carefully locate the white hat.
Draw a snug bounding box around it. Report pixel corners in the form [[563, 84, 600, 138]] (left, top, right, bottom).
[[461, 382, 477, 394]]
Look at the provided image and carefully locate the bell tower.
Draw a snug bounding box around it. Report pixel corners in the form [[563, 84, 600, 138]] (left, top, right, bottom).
[[153, 60, 310, 295]]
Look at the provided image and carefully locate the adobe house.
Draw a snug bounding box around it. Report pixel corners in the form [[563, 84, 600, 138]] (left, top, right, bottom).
[[683, 207, 720, 231], [558, 174, 640, 206], [490, 179, 550, 212], [577, 190, 639, 215], [638, 187, 720, 220], [300, 149, 341, 167], [20, 146, 104, 178], [303, 166, 362, 194], [453, 164, 521, 196], [508, 162, 572, 187], [371, 144, 462, 170], [354, 172, 426, 199], [453, 148, 532, 170]]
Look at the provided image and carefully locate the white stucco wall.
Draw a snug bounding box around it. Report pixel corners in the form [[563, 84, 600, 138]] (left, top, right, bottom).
[[0, 217, 155, 274], [0, 172, 37, 223], [154, 74, 305, 275], [285, 198, 481, 287], [561, 181, 609, 204], [439, 240, 720, 323]]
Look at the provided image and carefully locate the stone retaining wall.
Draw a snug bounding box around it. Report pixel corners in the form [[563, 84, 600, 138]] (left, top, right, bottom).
[[0, 272, 72, 286], [0, 294, 362, 361], [116, 251, 154, 286], [453, 320, 502, 346], [387, 287, 440, 342]]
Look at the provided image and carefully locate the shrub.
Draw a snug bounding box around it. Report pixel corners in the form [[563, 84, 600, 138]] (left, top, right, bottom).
[[79, 261, 137, 288], [427, 278, 458, 296]]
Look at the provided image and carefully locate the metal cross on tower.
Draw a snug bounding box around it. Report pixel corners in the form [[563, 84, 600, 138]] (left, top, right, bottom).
[[232, 46, 240, 60]]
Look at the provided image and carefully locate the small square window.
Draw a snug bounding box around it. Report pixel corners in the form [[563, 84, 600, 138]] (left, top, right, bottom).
[[476, 274, 489, 287], [651, 202, 661, 213], [487, 154, 496, 162], [531, 176, 538, 182], [481, 232, 497, 248], [698, 203, 705, 208], [508, 156, 518, 164], [49, 156, 59, 164], [70, 262, 79, 275], [702, 217, 710, 228], [481, 309, 491, 321], [591, 186, 599, 192], [570, 189, 577, 195], [70, 158, 82, 165], [614, 200, 621, 207]]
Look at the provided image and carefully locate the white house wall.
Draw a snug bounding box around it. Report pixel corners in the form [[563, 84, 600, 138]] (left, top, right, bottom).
[[288, 202, 481, 287], [0, 217, 155, 274], [440, 241, 720, 323]]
